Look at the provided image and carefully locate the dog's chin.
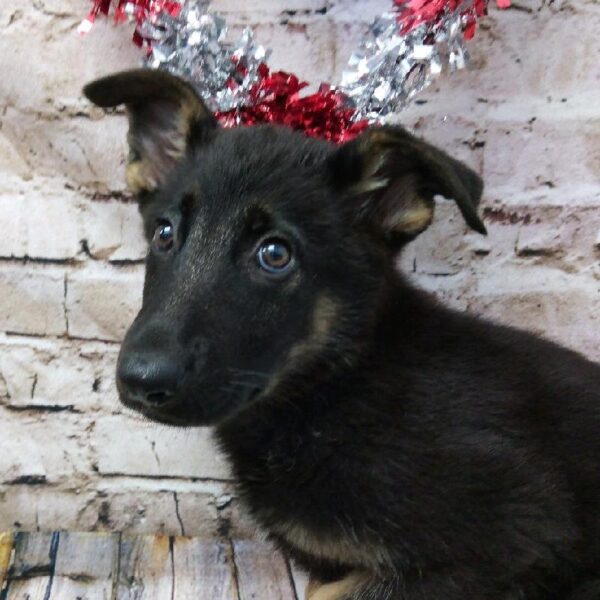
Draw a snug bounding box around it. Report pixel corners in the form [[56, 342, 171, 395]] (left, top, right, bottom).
[[119, 387, 264, 427]]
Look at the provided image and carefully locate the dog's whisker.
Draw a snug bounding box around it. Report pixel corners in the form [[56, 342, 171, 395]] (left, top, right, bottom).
[[227, 368, 270, 380], [228, 380, 265, 390]]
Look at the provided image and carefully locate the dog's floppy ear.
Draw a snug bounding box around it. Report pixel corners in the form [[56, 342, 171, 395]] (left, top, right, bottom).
[[328, 126, 486, 244], [84, 69, 217, 194]]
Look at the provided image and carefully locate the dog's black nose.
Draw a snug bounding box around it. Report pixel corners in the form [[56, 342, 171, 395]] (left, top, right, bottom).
[[117, 352, 180, 407]]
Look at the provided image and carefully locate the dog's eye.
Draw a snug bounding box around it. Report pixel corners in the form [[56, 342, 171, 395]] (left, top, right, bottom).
[[257, 239, 292, 274], [153, 221, 175, 252]]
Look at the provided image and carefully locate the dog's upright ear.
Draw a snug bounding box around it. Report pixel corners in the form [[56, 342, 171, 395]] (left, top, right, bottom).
[[84, 69, 217, 194], [328, 125, 486, 245]]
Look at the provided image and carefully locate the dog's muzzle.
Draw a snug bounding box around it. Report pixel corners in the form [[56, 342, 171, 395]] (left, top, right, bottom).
[[116, 349, 182, 412]]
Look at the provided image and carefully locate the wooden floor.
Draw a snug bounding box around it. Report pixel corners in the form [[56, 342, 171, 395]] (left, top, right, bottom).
[[0, 531, 303, 599]]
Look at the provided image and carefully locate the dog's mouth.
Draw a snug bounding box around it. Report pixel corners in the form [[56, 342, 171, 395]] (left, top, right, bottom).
[[118, 387, 184, 425], [137, 404, 192, 426], [118, 381, 265, 426]]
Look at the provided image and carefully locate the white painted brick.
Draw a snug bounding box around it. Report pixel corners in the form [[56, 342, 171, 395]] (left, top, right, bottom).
[[0, 132, 33, 180], [94, 415, 232, 480], [328, 0, 391, 22], [0, 488, 96, 531], [214, 0, 333, 14], [1, 108, 130, 191], [408, 202, 486, 276], [0, 191, 81, 261], [84, 201, 146, 262], [516, 223, 564, 257], [229, 19, 337, 86], [0, 0, 599, 536], [215, 0, 390, 21], [0, 183, 145, 261], [467, 265, 600, 358], [0, 484, 236, 536], [99, 479, 253, 536], [0, 5, 140, 114], [66, 265, 144, 341], [0, 427, 47, 485], [81, 489, 220, 536], [0, 338, 119, 411], [0, 373, 8, 399], [403, 202, 526, 279], [483, 121, 600, 194], [0, 266, 66, 336], [0, 409, 93, 484], [472, 5, 600, 99]]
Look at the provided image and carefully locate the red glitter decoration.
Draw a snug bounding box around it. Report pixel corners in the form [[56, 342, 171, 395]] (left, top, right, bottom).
[[216, 69, 369, 143], [81, 0, 510, 143], [81, 0, 181, 45], [395, 0, 510, 38]]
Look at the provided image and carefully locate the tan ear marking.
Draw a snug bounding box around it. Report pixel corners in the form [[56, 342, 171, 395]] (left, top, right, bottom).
[[333, 124, 485, 238], [348, 176, 389, 197], [348, 149, 389, 197], [84, 69, 216, 194], [126, 161, 156, 194], [306, 572, 369, 600], [382, 200, 434, 235], [125, 109, 192, 193]]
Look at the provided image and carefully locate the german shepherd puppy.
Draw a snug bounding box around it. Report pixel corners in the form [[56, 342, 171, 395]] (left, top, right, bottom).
[[84, 70, 600, 600]]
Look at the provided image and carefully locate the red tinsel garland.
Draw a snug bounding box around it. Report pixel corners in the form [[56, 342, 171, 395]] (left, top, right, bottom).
[[80, 0, 181, 43], [216, 70, 370, 144], [395, 0, 510, 39], [81, 0, 510, 142]]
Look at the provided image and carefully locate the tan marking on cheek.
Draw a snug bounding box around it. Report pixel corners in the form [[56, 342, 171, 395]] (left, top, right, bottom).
[[284, 295, 338, 363], [264, 295, 341, 395], [311, 294, 340, 340], [306, 572, 369, 600], [384, 201, 433, 235]]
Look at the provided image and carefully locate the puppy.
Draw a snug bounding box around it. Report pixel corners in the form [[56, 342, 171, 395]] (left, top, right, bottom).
[[84, 69, 600, 600]]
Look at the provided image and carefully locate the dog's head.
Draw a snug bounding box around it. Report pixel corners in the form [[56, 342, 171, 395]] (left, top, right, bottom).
[[84, 69, 485, 426]]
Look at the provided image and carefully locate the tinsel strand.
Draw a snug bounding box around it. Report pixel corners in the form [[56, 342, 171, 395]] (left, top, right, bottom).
[[80, 0, 509, 141]]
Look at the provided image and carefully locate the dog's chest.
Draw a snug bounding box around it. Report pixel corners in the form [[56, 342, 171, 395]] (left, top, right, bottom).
[[220, 404, 392, 570], [266, 519, 391, 573]]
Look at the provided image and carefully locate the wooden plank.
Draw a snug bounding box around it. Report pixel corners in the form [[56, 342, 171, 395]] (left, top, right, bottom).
[[4, 532, 58, 600], [0, 532, 14, 587], [2, 532, 298, 600], [233, 540, 297, 600], [48, 532, 118, 600], [172, 538, 238, 600], [10, 532, 54, 578], [116, 534, 173, 600], [5, 577, 50, 600]]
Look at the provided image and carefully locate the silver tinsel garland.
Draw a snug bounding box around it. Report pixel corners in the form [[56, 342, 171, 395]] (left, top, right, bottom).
[[138, 2, 270, 113], [83, 0, 486, 124], [340, 10, 471, 121]]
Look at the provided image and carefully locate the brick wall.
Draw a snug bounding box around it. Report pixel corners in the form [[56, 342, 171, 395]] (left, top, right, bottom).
[[0, 0, 598, 535]]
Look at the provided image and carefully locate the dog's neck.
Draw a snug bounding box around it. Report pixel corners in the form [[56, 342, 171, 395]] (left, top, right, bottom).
[[215, 271, 442, 483]]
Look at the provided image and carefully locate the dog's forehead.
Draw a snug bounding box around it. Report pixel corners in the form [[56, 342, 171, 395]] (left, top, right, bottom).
[[172, 126, 335, 224], [199, 126, 331, 188]]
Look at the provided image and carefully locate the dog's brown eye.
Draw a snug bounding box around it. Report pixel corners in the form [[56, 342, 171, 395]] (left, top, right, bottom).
[[153, 221, 174, 251], [257, 239, 292, 274]]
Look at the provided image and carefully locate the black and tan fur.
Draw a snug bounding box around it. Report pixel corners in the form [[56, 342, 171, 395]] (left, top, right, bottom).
[[84, 69, 600, 600]]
